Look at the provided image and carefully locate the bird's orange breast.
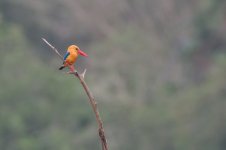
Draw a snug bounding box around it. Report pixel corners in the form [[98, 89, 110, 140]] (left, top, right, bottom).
[[65, 52, 78, 65]]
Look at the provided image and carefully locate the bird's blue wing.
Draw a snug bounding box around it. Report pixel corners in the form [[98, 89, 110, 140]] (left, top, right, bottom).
[[63, 52, 70, 61]]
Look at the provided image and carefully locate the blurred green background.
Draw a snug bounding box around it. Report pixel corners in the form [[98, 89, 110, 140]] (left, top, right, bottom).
[[0, 0, 226, 150]]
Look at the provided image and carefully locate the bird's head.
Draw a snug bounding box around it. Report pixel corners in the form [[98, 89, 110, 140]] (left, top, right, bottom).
[[68, 45, 88, 57]]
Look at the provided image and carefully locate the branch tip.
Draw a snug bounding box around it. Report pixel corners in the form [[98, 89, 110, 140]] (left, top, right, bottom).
[[42, 38, 63, 60], [81, 69, 87, 79]]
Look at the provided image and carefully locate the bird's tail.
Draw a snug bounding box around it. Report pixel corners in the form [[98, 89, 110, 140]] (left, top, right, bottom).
[[59, 65, 65, 70]]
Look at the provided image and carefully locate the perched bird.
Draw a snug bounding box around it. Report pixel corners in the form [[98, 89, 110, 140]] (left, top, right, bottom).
[[59, 45, 88, 70]]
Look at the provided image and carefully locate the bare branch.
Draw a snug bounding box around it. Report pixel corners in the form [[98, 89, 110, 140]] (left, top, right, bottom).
[[42, 38, 63, 60], [42, 38, 108, 150]]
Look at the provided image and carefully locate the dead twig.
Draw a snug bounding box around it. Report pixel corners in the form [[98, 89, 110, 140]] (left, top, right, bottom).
[[42, 38, 108, 150]]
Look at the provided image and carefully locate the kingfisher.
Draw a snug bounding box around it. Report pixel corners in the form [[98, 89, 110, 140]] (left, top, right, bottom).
[[59, 45, 88, 70]]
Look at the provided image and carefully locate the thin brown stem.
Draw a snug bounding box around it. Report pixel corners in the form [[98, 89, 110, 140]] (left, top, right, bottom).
[[42, 38, 108, 150]]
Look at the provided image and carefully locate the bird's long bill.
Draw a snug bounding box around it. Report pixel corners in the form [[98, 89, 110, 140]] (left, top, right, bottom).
[[78, 49, 88, 57]]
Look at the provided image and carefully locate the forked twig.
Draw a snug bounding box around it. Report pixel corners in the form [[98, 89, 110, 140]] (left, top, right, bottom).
[[42, 38, 108, 150]]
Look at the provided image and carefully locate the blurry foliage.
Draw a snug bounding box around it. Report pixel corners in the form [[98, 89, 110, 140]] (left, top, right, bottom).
[[0, 0, 226, 150]]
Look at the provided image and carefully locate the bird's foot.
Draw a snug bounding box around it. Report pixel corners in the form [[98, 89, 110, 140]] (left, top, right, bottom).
[[66, 70, 78, 77], [66, 66, 86, 78], [69, 65, 75, 72]]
